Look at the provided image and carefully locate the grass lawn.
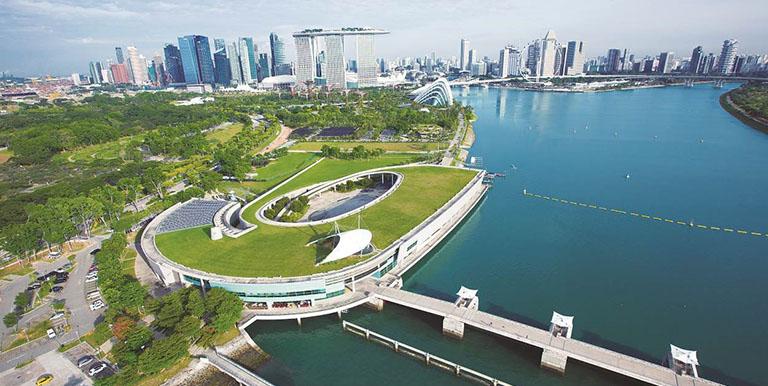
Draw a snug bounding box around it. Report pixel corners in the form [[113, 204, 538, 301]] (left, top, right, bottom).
[[84, 321, 112, 349], [220, 152, 319, 197], [212, 325, 241, 346], [0, 149, 13, 164], [0, 261, 33, 280], [121, 248, 137, 278], [291, 141, 445, 152], [205, 122, 244, 143], [155, 165, 476, 277], [134, 356, 192, 386], [7, 320, 52, 350], [56, 134, 145, 163]]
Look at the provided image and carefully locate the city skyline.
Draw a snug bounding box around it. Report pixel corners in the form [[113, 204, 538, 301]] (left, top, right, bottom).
[[1, 0, 767, 76]]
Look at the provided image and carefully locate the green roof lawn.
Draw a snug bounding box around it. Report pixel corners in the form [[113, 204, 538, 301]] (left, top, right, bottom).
[[154, 163, 477, 278]]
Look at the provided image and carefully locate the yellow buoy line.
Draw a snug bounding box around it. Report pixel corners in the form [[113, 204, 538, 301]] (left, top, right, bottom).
[[522, 189, 766, 238]]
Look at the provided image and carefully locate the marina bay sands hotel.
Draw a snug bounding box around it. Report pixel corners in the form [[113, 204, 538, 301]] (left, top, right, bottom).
[[293, 27, 389, 89]]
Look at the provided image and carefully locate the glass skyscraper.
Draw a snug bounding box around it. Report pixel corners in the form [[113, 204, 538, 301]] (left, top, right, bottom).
[[213, 48, 231, 86], [177, 35, 215, 85], [257, 53, 270, 81], [270, 33, 286, 75], [163, 43, 184, 84], [242, 37, 258, 81]]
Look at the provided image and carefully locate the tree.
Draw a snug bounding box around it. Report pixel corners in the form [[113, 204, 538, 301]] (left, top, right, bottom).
[[214, 148, 250, 179], [3, 312, 18, 328], [14, 291, 30, 310], [155, 294, 184, 330], [0, 223, 38, 261], [112, 316, 135, 341], [137, 335, 188, 375], [141, 166, 166, 199], [90, 185, 126, 225], [117, 177, 142, 212], [68, 196, 104, 238], [185, 289, 205, 318], [204, 288, 243, 333], [175, 315, 201, 339], [124, 324, 152, 351]]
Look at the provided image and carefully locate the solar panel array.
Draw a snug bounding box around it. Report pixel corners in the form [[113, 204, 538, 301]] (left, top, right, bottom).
[[156, 199, 228, 234]]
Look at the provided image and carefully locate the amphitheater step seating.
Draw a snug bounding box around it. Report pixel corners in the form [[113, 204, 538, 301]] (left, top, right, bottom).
[[156, 199, 229, 234]]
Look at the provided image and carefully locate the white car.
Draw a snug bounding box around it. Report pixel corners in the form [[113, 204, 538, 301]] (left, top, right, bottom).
[[50, 312, 65, 320], [85, 276, 98, 283], [46, 328, 56, 338], [88, 362, 107, 376], [90, 300, 105, 311]]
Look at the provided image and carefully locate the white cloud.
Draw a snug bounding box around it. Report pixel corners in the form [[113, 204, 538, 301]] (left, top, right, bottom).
[[6, 0, 140, 19]]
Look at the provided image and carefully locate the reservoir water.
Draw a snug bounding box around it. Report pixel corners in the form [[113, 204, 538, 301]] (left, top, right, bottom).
[[247, 84, 767, 386]]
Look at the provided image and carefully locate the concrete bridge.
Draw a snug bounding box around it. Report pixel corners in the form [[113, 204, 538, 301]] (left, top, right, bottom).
[[449, 74, 768, 86], [358, 280, 723, 386]]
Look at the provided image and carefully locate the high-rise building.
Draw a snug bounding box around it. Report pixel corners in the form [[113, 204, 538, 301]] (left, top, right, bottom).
[[554, 45, 568, 76], [214, 38, 226, 52], [163, 43, 184, 84], [538, 30, 557, 78], [356, 34, 377, 87], [460, 39, 470, 71], [468, 48, 477, 68], [324, 34, 346, 88], [716, 39, 738, 75], [115, 47, 124, 64], [257, 53, 270, 81], [565, 41, 585, 75], [213, 48, 231, 85], [269, 33, 286, 76], [110, 63, 131, 84], [526, 41, 541, 76], [508, 47, 522, 76], [126, 46, 148, 84], [71, 73, 82, 86], [689, 46, 704, 74], [89, 61, 102, 84], [237, 38, 254, 84], [152, 55, 165, 86], [498, 46, 511, 77], [293, 28, 387, 89], [294, 36, 316, 86], [657, 52, 674, 74], [226, 43, 243, 84], [241, 37, 258, 81], [606, 48, 622, 73], [178, 35, 215, 84]]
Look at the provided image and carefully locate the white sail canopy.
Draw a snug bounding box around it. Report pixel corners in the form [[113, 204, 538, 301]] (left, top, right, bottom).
[[551, 311, 574, 328], [456, 286, 478, 299], [320, 229, 372, 264], [670, 345, 699, 366]]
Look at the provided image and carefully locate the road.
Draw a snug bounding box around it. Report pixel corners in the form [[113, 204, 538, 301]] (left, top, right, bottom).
[[440, 112, 465, 166], [0, 236, 107, 372]]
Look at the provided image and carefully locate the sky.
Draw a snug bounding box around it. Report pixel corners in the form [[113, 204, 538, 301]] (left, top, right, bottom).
[[1, 0, 767, 77]]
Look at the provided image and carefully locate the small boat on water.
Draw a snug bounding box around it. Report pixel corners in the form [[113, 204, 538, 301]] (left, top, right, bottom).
[[625, 174, 631, 179]]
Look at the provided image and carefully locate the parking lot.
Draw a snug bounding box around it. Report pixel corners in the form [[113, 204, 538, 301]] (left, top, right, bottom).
[[0, 350, 93, 386], [62, 342, 115, 380]]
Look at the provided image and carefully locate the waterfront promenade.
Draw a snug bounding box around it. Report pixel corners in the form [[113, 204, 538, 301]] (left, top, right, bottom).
[[357, 280, 722, 386]]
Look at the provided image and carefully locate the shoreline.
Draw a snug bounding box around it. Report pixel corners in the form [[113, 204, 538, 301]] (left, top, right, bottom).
[[719, 89, 768, 134], [494, 81, 707, 93]]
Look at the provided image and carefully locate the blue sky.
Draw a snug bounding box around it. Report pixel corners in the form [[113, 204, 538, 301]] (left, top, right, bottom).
[[1, 0, 766, 76]]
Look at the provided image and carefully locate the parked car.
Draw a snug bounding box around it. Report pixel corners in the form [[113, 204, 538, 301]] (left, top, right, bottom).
[[88, 265, 98, 272], [89, 248, 101, 255], [48, 251, 61, 258], [85, 276, 98, 284], [50, 312, 65, 320], [36, 374, 54, 386], [90, 300, 104, 311], [61, 262, 73, 270], [53, 277, 68, 284], [89, 362, 107, 376], [86, 271, 98, 277], [46, 329, 56, 338], [77, 355, 94, 368], [86, 291, 101, 300], [27, 282, 42, 290], [51, 286, 63, 292]]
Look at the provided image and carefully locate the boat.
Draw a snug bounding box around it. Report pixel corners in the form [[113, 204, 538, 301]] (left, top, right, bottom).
[[625, 174, 630, 179]]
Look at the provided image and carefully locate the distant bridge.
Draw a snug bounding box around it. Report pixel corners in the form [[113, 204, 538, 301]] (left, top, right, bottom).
[[449, 74, 768, 86]]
